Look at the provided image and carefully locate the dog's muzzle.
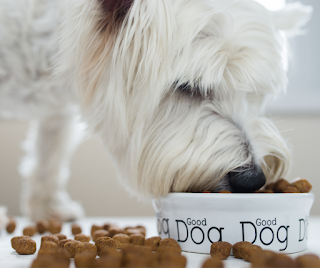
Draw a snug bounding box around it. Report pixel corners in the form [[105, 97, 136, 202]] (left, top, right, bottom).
[[228, 166, 266, 193]]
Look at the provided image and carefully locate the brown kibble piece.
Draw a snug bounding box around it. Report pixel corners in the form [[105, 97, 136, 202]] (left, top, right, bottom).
[[269, 254, 295, 267], [126, 228, 145, 237], [283, 186, 300, 193], [75, 252, 96, 268], [273, 179, 290, 193], [41, 235, 59, 246], [145, 236, 162, 251], [95, 237, 119, 255], [292, 179, 312, 193], [75, 233, 91, 243], [210, 241, 232, 260], [6, 219, 16, 234], [202, 257, 224, 268], [49, 220, 62, 234], [113, 234, 130, 248], [265, 182, 276, 191], [91, 224, 103, 237], [158, 238, 181, 254], [38, 241, 58, 256], [15, 237, 36, 255], [11, 236, 29, 250], [233, 241, 252, 258], [109, 226, 125, 237], [63, 240, 82, 258], [93, 229, 110, 242], [242, 244, 262, 262], [295, 254, 320, 268], [99, 247, 123, 258], [130, 233, 145, 246], [103, 223, 111, 231], [160, 252, 187, 268], [95, 255, 122, 268], [31, 253, 70, 268], [58, 239, 73, 251], [219, 190, 232, 193], [53, 233, 67, 241], [23, 226, 37, 236], [72, 224, 82, 235], [75, 242, 97, 257], [36, 220, 49, 234], [250, 250, 277, 268]]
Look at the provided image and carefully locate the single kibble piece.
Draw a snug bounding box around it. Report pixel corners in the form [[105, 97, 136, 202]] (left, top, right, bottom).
[[95, 255, 122, 268], [219, 190, 232, 193], [11, 236, 29, 250], [23, 226, 37, 236], [38, 241, 58, 256], [103, 223, 111, 231], [202, 257, 224, 268], [273, 178, 290, 193], [125, 228, 144, 237], [295, 254, 320, 268], [93, 230, 110, 242], [6, 219, 16, 234], [75, 252, 96, 268], [75, 242, 97, 257], [158, 238, 182, 254], [241, 245, 262, 262], [130, 233, 145, 246], [32, 252, 70, 268], [58, 239, 73, 251], [292, 179, 312, 193], [99, 247, 123, 259], [36, 220, 49, 234], [283, 186, 300, 193], [71, 224, 82, 235], [75, 233, 91, 243], [91, 224, 103, 237], [95, 237, 119, 256], [63, 240, 82, 258], [53, 233, 67, 241], [160, 252, 187, 268], [265, 182, 276, 191], [232, 241, 252, 259], [210, 241, 232, 260], [250, 250, 277, 268], [109, 226, 125, 237], [145, 236, 162, 251], [41, 235, 59, 246], [49, 220, 62, 234], [113, 234, 130, 248], [15, 237, 36, 255], [269, 254, 295, 267]]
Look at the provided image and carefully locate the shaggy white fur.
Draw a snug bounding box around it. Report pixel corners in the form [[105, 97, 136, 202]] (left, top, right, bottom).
[[0, 0, 312, 220]]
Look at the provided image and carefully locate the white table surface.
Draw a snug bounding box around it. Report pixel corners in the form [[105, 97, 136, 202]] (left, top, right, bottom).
[[0, 217, 319, 268]]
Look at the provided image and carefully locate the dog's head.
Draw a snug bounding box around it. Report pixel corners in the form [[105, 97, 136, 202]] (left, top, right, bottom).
[[59, 0, 312, 195]]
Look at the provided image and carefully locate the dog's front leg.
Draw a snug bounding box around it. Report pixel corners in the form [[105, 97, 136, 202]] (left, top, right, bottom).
[[20, 114, 85, 221]]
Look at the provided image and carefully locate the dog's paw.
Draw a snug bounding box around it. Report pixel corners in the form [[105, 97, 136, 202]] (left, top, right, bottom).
[[22, 191, 85, 222]]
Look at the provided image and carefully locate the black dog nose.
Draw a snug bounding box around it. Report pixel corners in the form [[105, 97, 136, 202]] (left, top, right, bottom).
[[228, 167, 266, 193]]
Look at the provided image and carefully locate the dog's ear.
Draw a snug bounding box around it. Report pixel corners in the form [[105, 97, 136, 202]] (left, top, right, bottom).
[[272, 2, 313, 37], [99, 0, 135, 28]]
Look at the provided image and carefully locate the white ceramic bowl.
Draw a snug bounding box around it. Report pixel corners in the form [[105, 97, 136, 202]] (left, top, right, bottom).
[[152, 193, 315, 254]]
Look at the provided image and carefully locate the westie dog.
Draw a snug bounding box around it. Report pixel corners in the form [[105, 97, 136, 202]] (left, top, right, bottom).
[[0, 0, 312, 221]]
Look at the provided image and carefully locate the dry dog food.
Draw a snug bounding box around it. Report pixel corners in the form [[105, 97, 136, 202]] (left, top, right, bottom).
[[75, 233, 91, 243], [75, 242, 97, 257], [108, 226, 125, 237], [75, 252, 96, 268], [72, 224, 82, 235], [210, 241, 232, 260], [202, 257, 224, 268], [63, 240, 82, 258], [11, 236, 29, 250], [41, 235, 59, 246], [232, 241, 252, 258], [265, 178, 312, 194], [58, 239, 73, 251], [250, 249, 277, 267], [95, 255, 122, 268], [36, 220, 49, 234], [95, 237, 119, 255], [23, 226, 37, 236], [15, 237, 36, 255], [49, 220, 62, 234], [295, 254, 320, 268], [54, 233, 67, 241], [93, 229, 110, 242], [157, 238, 182, 254], [99, 247, 123, 258], [91, 224, 103, 237], [159, 252, 187, 268], [6, 218, 16, 234], [145, 236, 162, 251], [130, 233, 145, 246], [113, 234, 131, 249], [292, 179, 313, 193], [38, 241, 58, 256], [31, 252, 70, 268]]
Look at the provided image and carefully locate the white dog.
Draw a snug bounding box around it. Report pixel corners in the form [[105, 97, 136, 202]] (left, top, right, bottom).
[[0, 0, 312, 221]]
